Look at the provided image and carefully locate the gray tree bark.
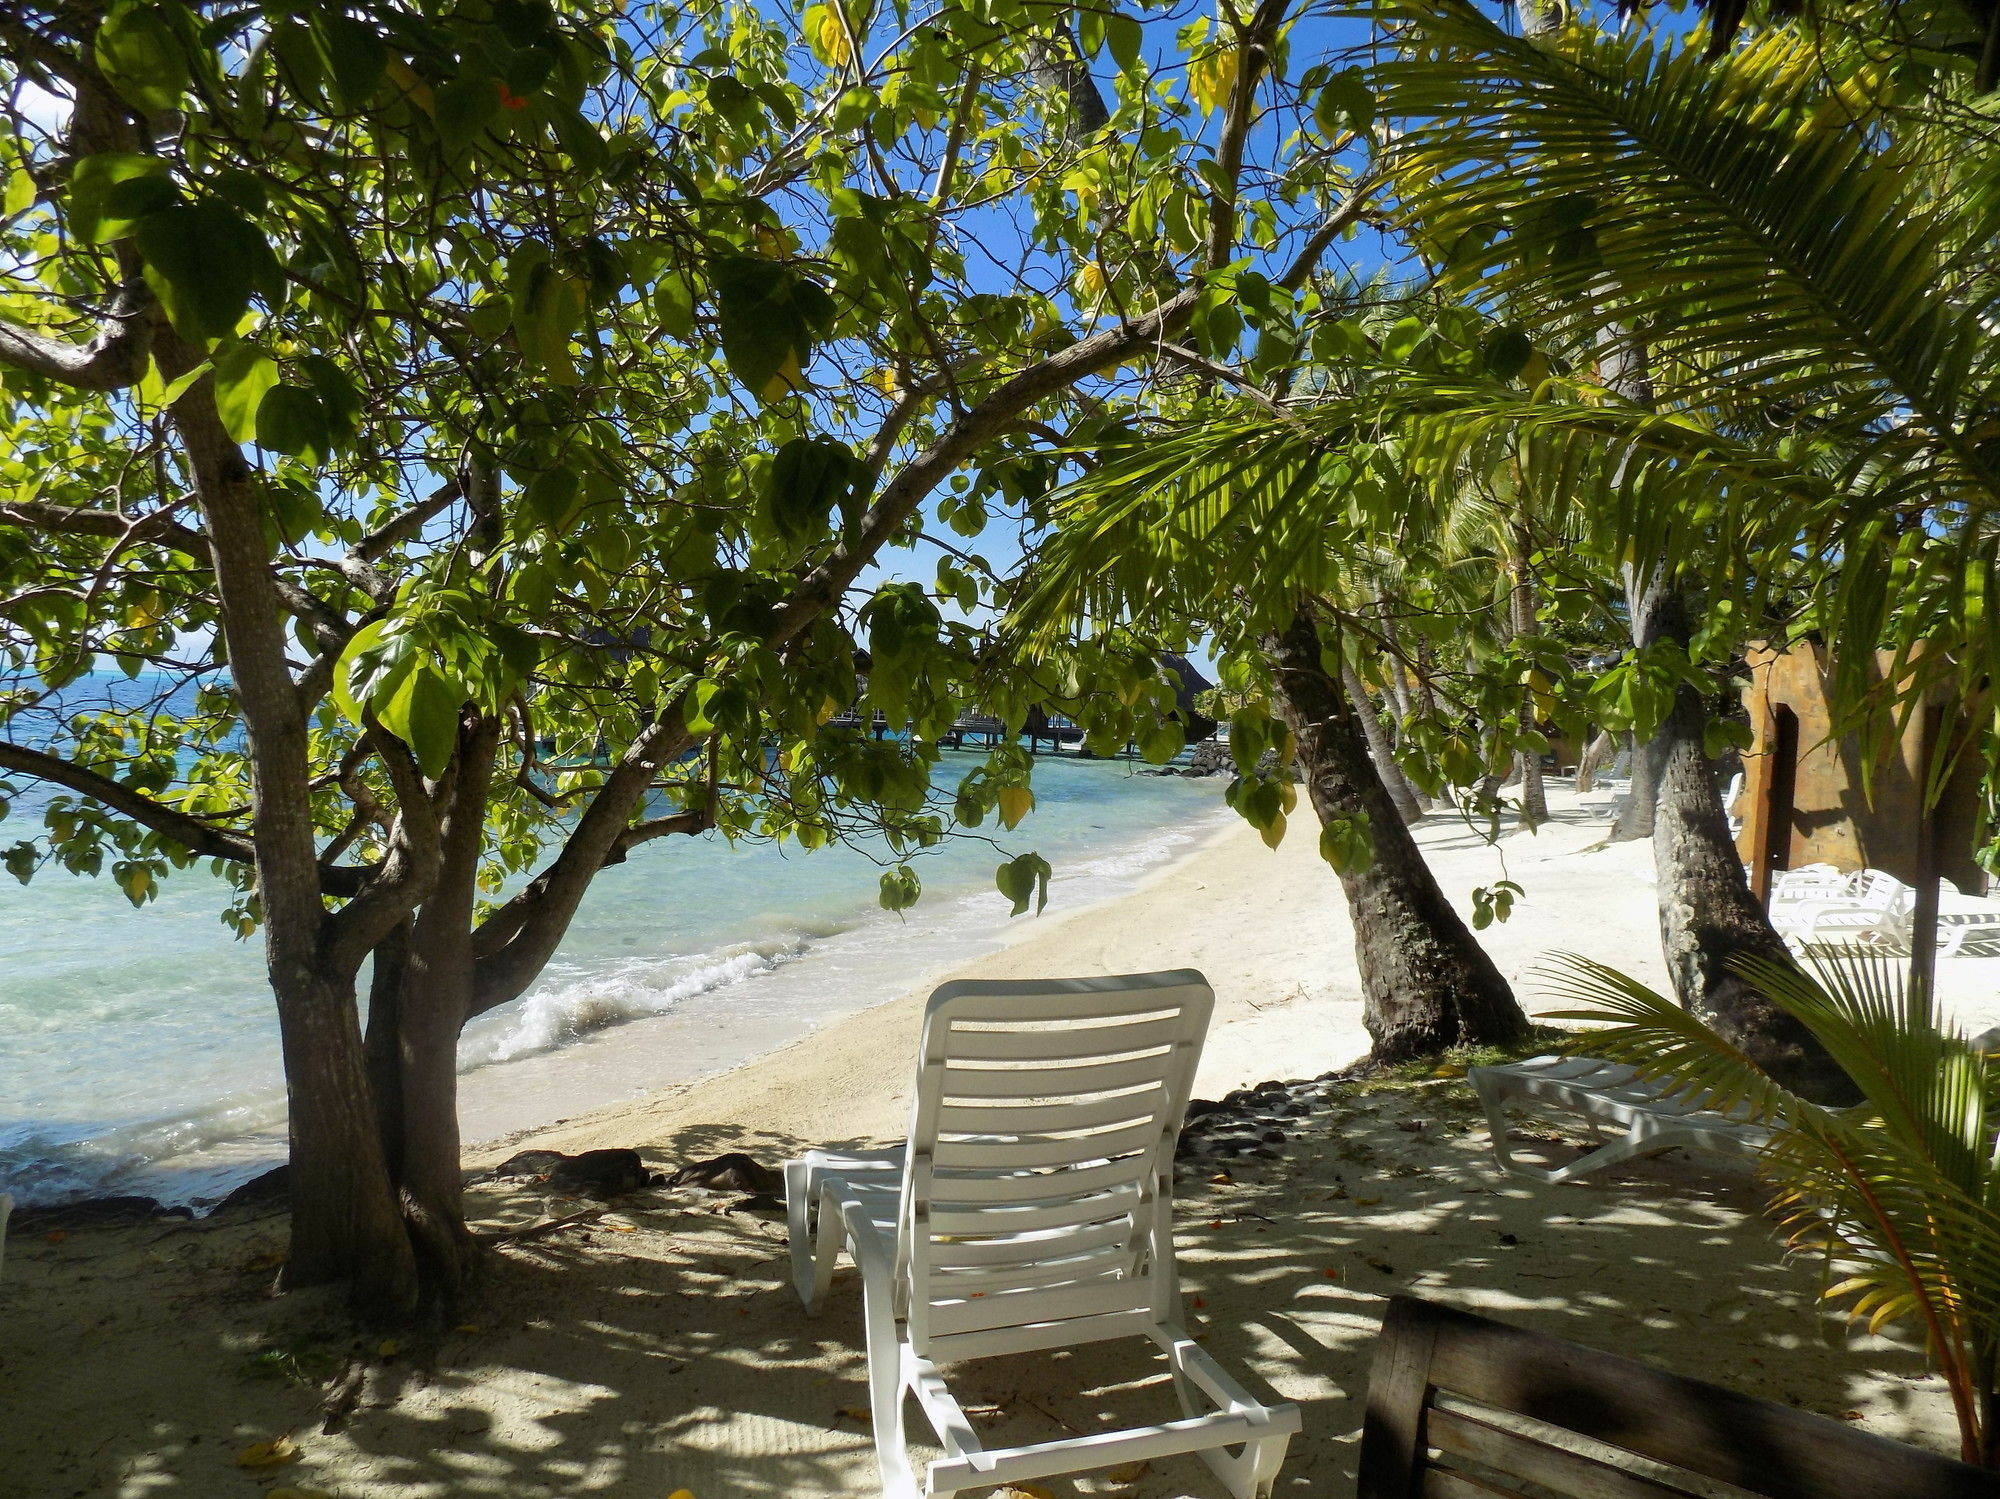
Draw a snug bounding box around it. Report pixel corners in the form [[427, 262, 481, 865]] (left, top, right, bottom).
[[1269, 610, 1529, 1061], [1341, 659, 1425, 824]]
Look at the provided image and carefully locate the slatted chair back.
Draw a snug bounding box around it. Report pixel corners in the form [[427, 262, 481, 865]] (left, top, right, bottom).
[[898, 971, 1212, 1362], [1359, 1296, 2000, 1499]]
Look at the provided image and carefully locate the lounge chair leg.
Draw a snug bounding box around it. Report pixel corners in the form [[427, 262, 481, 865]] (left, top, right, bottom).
[[785, 1163, 848, 1314], [851, 1213, 920, 1499]]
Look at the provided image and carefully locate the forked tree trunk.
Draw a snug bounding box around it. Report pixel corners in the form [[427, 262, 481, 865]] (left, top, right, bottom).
[[1633, 587, 1853, 1100], [1269, 610, 1529, 1061], [279, 967, 420, 1309], [1574, 729, 1615, 793], [1341, 659, 1424, 824]]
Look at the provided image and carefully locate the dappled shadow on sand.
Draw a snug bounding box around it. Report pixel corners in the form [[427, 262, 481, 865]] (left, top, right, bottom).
[[0, 1098, 1951, 1499]]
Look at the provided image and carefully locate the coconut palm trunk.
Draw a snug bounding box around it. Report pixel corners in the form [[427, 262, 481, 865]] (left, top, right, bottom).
[[1269, 609, 1529, 1060]]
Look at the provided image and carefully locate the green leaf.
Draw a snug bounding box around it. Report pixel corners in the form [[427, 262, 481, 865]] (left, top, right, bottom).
[[67, 152, 174, 243], [710, 255, 834, 404], [330, 618, 389, 724], [211, 343, 280, 443], [1481, 325, 1533, 381], [135, 201, 279, 340], [508, 247, 585, 384], [994, 851, 1052, 917], [1105, 12, 1142, 71], [310, 10, 387, 110], [255, 385, 331, 463], [95, 2, 189, 114], [765, 436, 866, 544], [878, 864, 921, 913], [377, 664, 462, 778], [524, 468, 581, 530]]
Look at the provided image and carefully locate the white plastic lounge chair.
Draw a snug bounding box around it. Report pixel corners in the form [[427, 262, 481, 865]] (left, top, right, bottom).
[[784, 971, 1300, 1499], [1471, 1056, 1772, 1185], [1769, 867, 1913, 949]]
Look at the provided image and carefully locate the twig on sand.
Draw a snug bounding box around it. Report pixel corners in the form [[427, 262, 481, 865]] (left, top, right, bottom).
[[478, 1207, 606, 1244], [320, 1356, 367, 1434]]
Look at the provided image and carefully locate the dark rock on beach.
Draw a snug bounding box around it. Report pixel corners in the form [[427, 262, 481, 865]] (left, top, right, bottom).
[[490, 1147, 652, 1197], [667, 1152, 784, 1195], [11, 1195, 194, 1231]]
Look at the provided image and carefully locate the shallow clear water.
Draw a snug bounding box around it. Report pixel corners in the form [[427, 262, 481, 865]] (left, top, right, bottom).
[[0, 740, 1226, 1208]]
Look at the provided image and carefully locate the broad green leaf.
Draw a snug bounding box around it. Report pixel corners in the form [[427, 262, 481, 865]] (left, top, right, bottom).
[[212, 343, 280, 443], [135, 201, 279, 340], [255, 385, 330, 464], [68, 152, 175, 243], [878, 864, 920, 913], [96, 3, 189, 114]]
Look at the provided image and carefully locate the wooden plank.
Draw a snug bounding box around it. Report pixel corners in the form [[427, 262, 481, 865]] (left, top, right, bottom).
[[1426, 1407, 1694, 1499], [1359, 1296, 1443, 1499], [1412, 1299, 2000, 1499], [1421, 1471, 1526, 1499]]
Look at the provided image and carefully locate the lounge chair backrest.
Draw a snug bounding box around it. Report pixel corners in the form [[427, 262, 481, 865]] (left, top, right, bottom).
[[1359, 1295, 2000, 1499], [899, 970, 1212, 1361]]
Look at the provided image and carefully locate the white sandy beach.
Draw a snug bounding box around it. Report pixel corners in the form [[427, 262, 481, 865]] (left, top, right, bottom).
[[0, 786, 1984, 1497]]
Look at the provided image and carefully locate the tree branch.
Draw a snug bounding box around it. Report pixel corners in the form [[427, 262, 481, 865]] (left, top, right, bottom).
[[0, 278, 154, 391]]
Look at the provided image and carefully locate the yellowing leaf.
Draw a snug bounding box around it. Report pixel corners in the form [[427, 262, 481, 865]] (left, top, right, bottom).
[[1189, 47, 1239, 113], [667, 1491, 696, 1499], [1259, 809, 1286, 850], [1107, 1459, 1152, 1483], [999, 1486, 1056, 1499], [836, 1404, 873, 1423], [233, 1436, 301, 1469], [758, 346, 805, 403], [1074, 261, 1108, 300], [454, 1323, 481, 1334], [267, 1490, 337, 1499], [996, 785, 1034, 830], [376, 1338, 399, 1358], [810, 4, 853, 67], [385, 57, 435, 116]]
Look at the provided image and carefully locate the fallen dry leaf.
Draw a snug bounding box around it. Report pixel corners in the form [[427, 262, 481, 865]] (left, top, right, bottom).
[[998, 1486, 1055, 1499], [1107, 1459, 1152, 1482], [836, 1405, 872, 1424], [44, 1229, 65, 1244], [602, 1221, 637, 1233], [667, 1491, 696, 1499], [1431, 1064, 1468, 1079], [375, 1339, 399, 1359], [1353, 1194, 1383, 1207], [453, 1324, 481, 1335], [267, 1490, 336, 1499], [233, 1435, 301, 1469]]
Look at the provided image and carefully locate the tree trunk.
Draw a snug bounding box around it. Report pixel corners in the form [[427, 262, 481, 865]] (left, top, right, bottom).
[[157, 330, 419, 1317], [1633, 588, 1853, 1100], [388, 717, 499, 1302], [1341, 658, 1424, 824], [277, 966, 419, 1311], [1574, 729, 1615, 793], [1609, 726, 1661, 841], [1269, 610, 1529, 1061], [1509, 536, 1548, 830]]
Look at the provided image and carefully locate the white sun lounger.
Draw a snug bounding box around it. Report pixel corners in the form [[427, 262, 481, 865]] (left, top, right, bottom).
[[1471, 1056, 1772, 1185], [784, 971, 1299, 1499]]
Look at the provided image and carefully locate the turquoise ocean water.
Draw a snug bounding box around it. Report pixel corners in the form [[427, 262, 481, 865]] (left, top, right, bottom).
[[0, 731, 1227, 1209]]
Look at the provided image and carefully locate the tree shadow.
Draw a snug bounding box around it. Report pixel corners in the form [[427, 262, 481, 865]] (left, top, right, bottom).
[[0, 1096, 1953, 1499]]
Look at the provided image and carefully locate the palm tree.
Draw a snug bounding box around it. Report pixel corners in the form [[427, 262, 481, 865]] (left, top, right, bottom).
[[1544, 949, 2000, 1467]]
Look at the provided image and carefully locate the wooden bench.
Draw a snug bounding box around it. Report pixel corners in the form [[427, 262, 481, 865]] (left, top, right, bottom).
[[1359, 1296, 1999, 1499]]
